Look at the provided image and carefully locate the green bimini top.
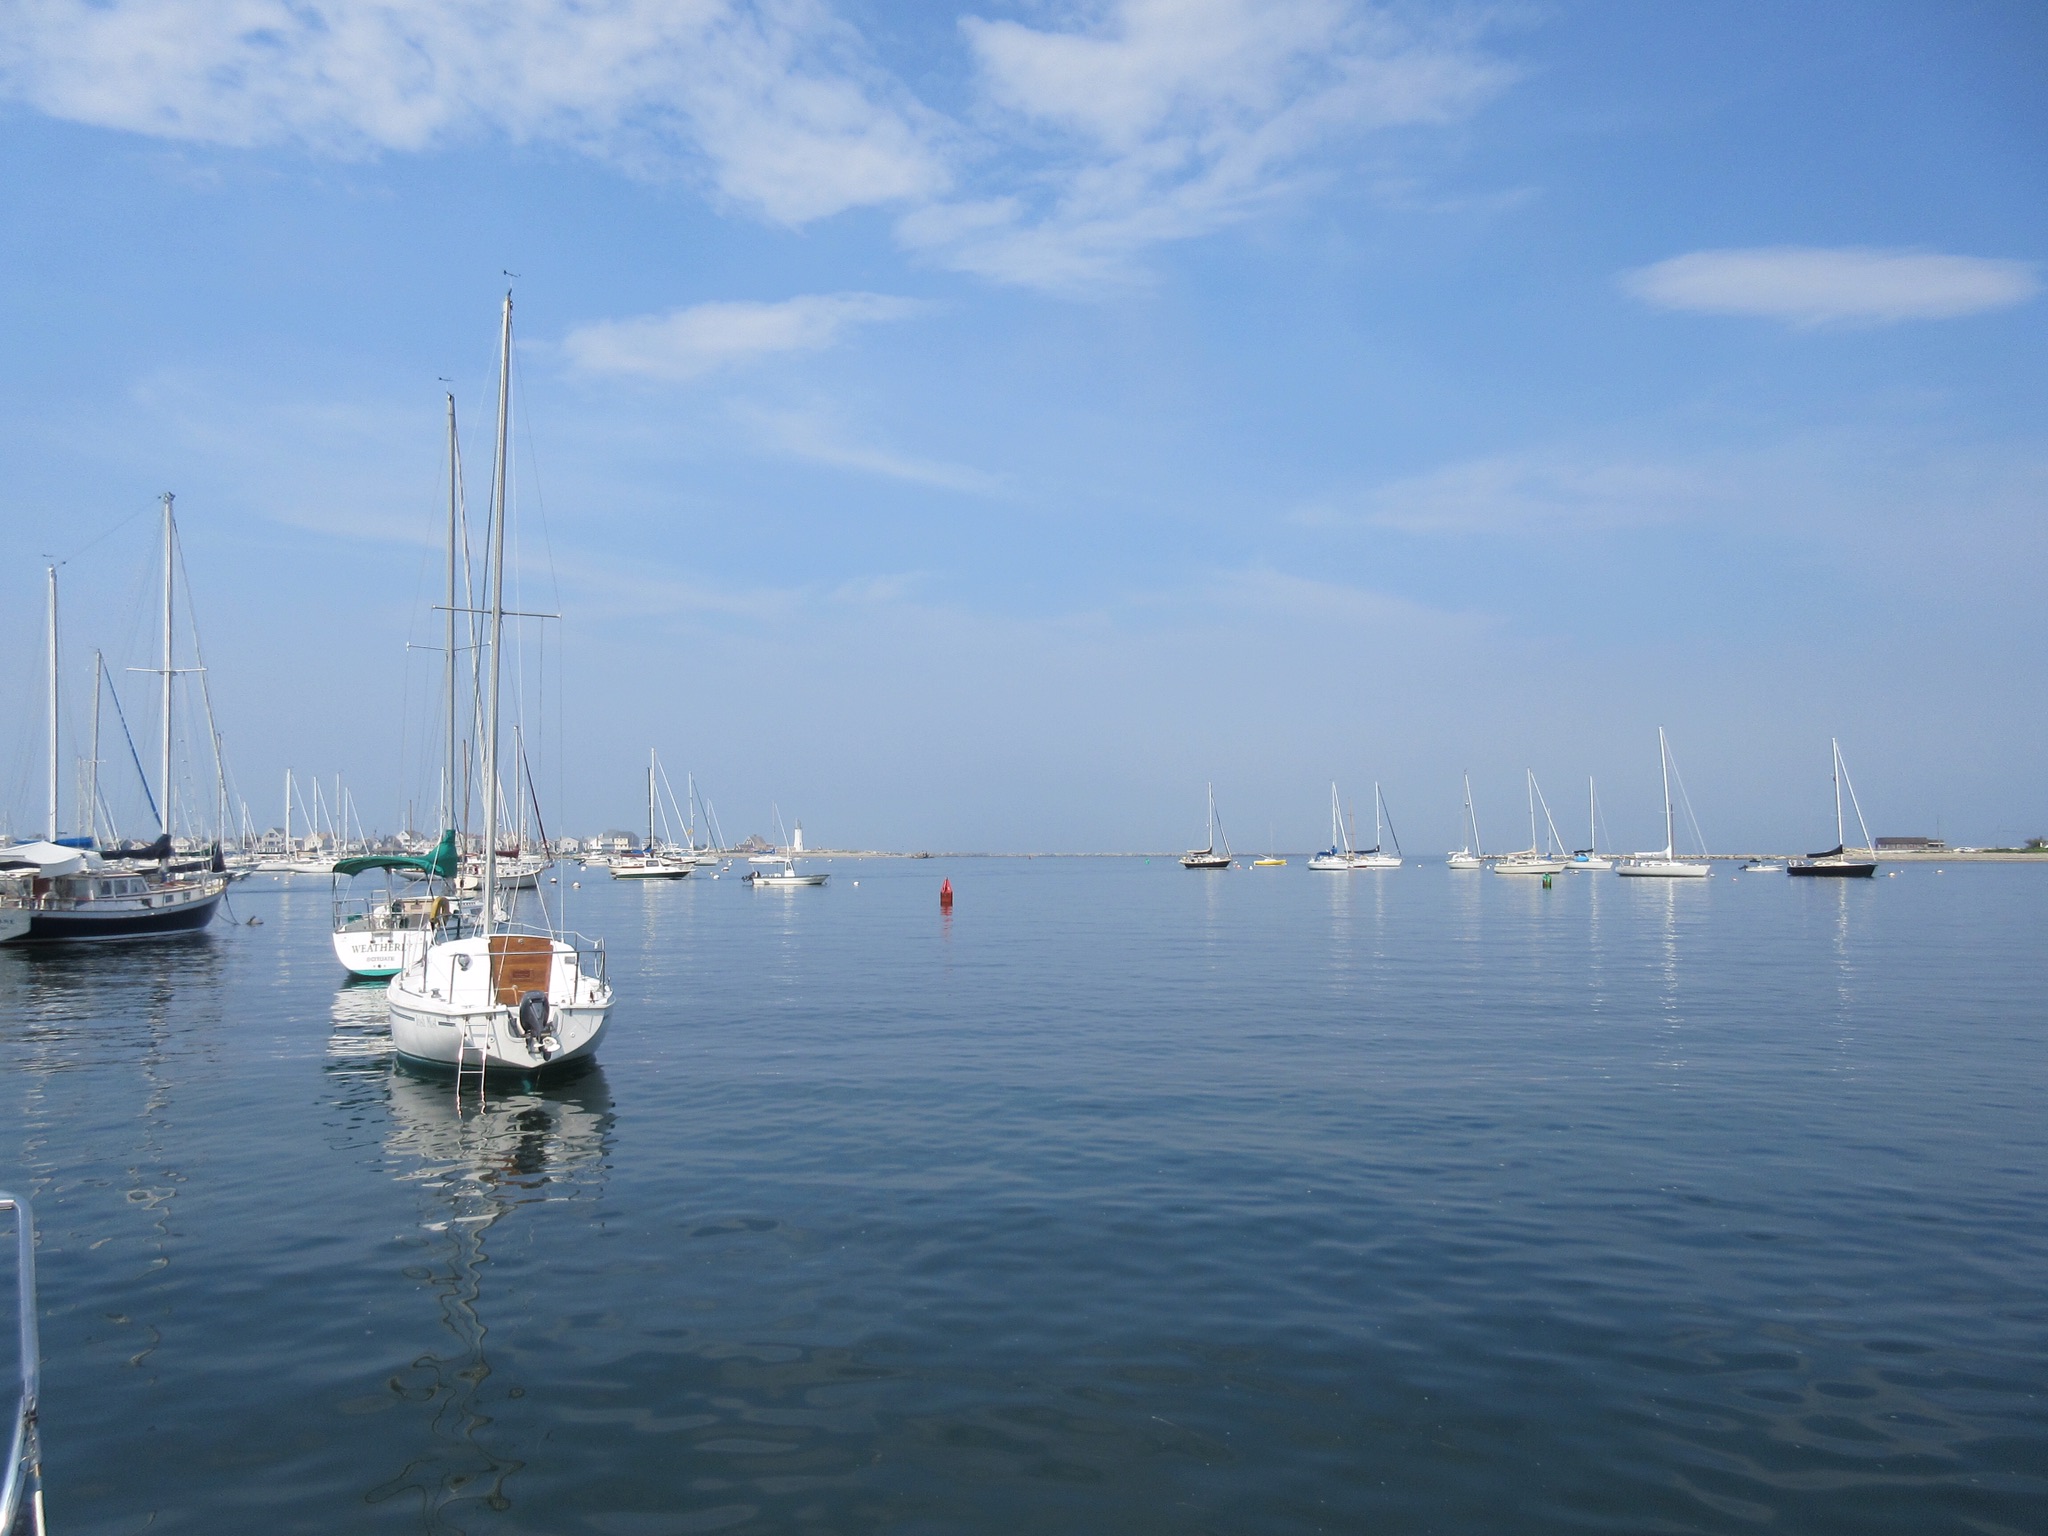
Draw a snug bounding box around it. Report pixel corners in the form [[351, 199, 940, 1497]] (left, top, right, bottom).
[[334, 829, 459, 879]]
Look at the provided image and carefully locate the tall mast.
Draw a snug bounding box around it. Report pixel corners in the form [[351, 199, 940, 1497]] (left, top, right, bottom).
[[89, 651, 104, 845], [284, 770, 293, 855], [1465, 771, 1482, 855], [1659, 727, 1674, 857], [480, 291, 513, 937], [445, 392, 460, 834], [45, 565, 59, 841], [159, 493, 175, 839], [648, 750, 657, 851], [1832, 737, 1845, 846], [1527, 769, 1537, 853]]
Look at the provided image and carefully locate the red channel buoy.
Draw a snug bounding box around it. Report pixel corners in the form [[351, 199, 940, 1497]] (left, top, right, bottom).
[[939, 878, 954, 910]]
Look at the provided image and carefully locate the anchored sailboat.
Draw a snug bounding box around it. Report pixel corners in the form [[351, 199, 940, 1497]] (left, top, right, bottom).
[[1615, 728, 1711, 878], [1492, 771, 1568, 875], [1351, 783, 1403, 869], [1788, 739, 1877, 877], [387, 292, 614, 1075], [1565, 778, 1614, 871], [1308, 783, 1355, 871], [1181, 783, 1233, 869], [1, 500, 229, 944], [1447, 773, 1487, 869]]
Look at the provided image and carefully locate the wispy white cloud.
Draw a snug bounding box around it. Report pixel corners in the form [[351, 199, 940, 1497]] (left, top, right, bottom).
[[1305, 454, 1711, 536], [564, 292, 925, 381], [904, 0, 1513, 288], [0, 0, 1512, 285], [0, 0, 947, 223], [736, 405, 1004, 494], [1624, 246, 2039, 327]]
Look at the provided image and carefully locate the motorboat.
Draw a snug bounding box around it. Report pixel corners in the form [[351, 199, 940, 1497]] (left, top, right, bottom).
[[746, 858, 827, 887], [1740, 858, 1786, 873]]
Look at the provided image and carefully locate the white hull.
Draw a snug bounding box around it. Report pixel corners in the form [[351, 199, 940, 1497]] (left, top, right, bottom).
[[610, 859, 693, 880], [387, 932, 613, 1073], [1616, 858, 1711, 878], [1446, 852, 1486, 870], [1307, 855, 1351, 871], [1493, 858, 1566, 876], [1350, 854, 1402, 870], [0, 909, 30, 942], [1563, 857, 1613, 872], [332, 924, 437, 978], [751, 873, 827, 887], [1741, 861, 1786, 873]]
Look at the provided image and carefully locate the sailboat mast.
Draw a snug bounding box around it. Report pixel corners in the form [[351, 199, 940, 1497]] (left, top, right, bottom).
[[479, 291, 513, 937], [1374, 782, 1383, 850], [89, 651, 103, 845], [1831, 737, 1845, 847], [445, 393, 459, 836], [648, 750, 657, 851], [159, 493, 174, 838], [45, 565, 59, 841], [1659, 727, 1674, 857], [1465, 772, 1482, 855], [1527, 770, 1537, 852], [1589, 777, 1596, 855]]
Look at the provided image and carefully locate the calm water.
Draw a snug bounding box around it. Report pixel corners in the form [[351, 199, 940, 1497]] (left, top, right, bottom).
[[2, 859, 2044, 1535]]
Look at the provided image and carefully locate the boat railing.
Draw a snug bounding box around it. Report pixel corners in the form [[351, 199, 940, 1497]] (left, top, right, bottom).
[[0, 1192, 43, 1536]]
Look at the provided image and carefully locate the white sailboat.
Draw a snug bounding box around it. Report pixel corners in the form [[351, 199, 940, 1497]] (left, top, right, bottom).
[[1181, 783, 1233, 869], [1615, 728, 1711, 878], [1308, 783, 1355, 871], [1492, 770, 1568, 875], [1350, 782, 1403, 869], [333, 393, 472, 977], [1447, 773, 1488, 868], [387, 291, 614, 1076], [1564, 778, 1614, 871], [611, 751, 694, 879]]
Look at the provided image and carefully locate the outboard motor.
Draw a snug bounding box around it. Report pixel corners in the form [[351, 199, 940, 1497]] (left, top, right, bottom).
[[516, 990, 555, 1061]]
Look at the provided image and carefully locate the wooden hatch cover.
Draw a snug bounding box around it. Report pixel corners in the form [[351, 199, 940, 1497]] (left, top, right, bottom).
[[488, 934, 554, 1005]]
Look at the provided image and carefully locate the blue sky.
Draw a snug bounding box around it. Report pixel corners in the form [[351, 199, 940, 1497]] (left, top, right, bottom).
[[1, 0, 2043, 851]]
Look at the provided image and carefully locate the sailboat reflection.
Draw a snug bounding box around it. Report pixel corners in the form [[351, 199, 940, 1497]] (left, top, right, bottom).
[[365, 1055, 614, 1530]]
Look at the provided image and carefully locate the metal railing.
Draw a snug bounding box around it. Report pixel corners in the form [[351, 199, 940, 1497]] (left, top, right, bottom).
[[0, 1191, 42, 1536]]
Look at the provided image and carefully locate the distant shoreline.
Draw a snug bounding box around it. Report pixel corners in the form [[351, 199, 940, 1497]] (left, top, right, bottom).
[[757, 848, 2048, 863]]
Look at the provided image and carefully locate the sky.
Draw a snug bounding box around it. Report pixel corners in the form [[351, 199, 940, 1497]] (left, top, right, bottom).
[[0, 0, 2043, 853]]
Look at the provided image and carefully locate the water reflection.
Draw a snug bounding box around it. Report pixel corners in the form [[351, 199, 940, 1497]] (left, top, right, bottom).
[[366, 1064, 615, 1531]]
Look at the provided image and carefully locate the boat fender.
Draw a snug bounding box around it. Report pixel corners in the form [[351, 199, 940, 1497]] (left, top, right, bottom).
[[426, 895, 448, 926], [517, 990, 553, 1059]]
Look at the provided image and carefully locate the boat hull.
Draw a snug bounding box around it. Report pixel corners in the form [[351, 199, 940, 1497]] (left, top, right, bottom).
[[332, 925, 437, 978], [1180, 855, 1231, 869], [1787, 861, 1876, 878], [610, 862, 693, 880], [388, 996, 612, 1074], [1615, 860, 1711, 878], [1493, 859, 1566, 876], [1350, 855, 1402, 870], [9, 882, 225, 943], [1307, 855, 1351, 871], [1563, 857, 1613, 872]]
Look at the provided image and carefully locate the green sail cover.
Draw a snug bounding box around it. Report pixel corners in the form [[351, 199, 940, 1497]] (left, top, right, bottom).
[[333, 829, 459, 879]]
